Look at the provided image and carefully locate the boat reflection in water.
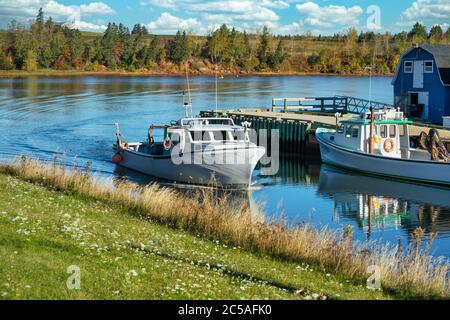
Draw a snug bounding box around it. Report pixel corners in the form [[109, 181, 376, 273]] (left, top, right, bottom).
[[318, 164, 450, 240]]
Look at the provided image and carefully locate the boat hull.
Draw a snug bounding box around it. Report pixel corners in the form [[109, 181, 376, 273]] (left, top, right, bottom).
[[316, 130, 450, 187], [116, 146, 266, 188]]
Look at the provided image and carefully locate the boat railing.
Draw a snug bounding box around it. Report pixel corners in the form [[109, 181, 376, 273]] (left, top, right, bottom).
[[181, 117, 235, 126], [271, 96, 394, 115]]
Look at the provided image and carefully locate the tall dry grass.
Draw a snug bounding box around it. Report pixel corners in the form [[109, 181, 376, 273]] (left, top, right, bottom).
[[0, 156, 448, 299]]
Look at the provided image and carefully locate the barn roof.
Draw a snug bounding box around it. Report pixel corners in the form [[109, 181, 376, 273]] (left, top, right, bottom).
[[392, 44, 450, 86], [421, 44, 450, 85]]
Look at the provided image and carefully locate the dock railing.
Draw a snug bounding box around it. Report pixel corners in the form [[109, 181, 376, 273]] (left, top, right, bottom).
[[271, 96, 393, 114]]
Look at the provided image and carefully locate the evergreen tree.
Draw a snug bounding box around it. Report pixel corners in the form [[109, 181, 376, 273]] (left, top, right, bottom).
[[238, 31, 252, 69], [45, 17, 54, 30], [429, 25, 443, 42], [132, 24, 142, 35], [36, 8, 44, 29], [145, 36, 159, 63], [408, 22, 427, 42], [131, 24, 149, 35], [166, 30, 190, 65], [268, 40, 286, 71], [257, 26, 271, 70], [205, 24, 231, 65]]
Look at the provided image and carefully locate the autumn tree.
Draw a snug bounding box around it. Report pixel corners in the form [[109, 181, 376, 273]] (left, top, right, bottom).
[[23, 50, 37, 71]]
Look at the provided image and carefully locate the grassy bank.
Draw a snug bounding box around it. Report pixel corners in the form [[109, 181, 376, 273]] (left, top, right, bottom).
[[0, 172, 388, 300], [0, 158, 448, 299]]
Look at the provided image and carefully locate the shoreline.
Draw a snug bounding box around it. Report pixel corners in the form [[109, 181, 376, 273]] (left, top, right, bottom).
[[0, 69, 394, 78], [0, 158, 448, 299]]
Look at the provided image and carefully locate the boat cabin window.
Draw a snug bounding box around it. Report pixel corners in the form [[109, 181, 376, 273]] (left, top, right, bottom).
[[389, 125, 396, 138], [169, 132, 181, 145], [399, 125, 405, 137], [345, 125, 359, 138], [211, 130, 233, 141], [380, 125, 387, 138], [190, 131, 211, 141], [233, 131, 246, 141], [380, 125, 397, 139], [337, 124, 345, 134]]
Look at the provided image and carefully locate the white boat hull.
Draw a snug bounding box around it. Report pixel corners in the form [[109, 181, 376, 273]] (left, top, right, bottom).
[[316, 131, 450, 187], [116, 146, 265, 187]]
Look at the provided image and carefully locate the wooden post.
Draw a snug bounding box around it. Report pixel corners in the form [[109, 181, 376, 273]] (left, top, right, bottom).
[[272, 98, 275, 112], [284, 99, 287, 113], [369, 107, 375, 154]]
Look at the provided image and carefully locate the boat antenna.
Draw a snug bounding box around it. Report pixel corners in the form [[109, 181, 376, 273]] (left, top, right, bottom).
[[368, 65, 372, 108], [368, 41, 377, 109], [184, 64, 192, 118], [215, 64, 218, 110]]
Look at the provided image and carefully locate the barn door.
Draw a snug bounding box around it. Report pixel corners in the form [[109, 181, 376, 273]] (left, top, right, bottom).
[[413, 60, 424, 89], [418, 92, 429, 120]]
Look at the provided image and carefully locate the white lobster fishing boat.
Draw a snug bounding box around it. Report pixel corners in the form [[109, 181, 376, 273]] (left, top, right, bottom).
[[316, 108, 450, 187], [112, 117, 265, 188]]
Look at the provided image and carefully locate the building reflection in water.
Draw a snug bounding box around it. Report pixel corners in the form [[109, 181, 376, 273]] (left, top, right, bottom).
[[318, 164, 450, 240], [329, 193, 408, 239]]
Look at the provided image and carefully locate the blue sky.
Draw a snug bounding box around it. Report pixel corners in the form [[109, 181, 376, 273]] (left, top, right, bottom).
[[0, 0, 449, 35]]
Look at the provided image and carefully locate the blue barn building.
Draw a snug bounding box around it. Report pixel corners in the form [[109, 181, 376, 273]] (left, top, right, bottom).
[[392, 44, 450, 124]]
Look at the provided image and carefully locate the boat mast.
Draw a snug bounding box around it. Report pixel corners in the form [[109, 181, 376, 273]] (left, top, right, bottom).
[[215, 64, 218, 110], [184, 64, 193, 118], [369, 107, 375, 154]]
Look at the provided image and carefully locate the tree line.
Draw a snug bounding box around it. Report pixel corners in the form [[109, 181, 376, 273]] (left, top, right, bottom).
[[1, 9, 449, 75]]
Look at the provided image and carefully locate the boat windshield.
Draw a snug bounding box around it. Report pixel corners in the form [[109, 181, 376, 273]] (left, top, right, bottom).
[[181, 118, 234, 126], [189, 130, 243, 142]]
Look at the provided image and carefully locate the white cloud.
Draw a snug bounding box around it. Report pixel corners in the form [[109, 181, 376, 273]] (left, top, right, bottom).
[[401, 0, 450, 20], [261, 0, 289, 9], [72, 20, 107, 32], [143, 0, 288, 34], [392, 0, 450, 33], [296, 2, 363, 29], [80, 2, 116, 15], [146, 12, 201, 34], [140, 0, 175, 9], [0, 0, 114, 32], [273, 22, 301, 34]]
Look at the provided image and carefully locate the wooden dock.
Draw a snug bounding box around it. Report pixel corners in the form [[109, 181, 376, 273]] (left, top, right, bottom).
[[200, 96, 450, 155]]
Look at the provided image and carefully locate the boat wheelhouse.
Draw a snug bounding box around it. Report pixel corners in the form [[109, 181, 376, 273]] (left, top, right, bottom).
[[316, 109, 450, 186], [113, 117, 265, 187]]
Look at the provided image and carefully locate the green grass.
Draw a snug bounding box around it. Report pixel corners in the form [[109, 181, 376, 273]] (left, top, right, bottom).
[[0, 173, 392, 300]]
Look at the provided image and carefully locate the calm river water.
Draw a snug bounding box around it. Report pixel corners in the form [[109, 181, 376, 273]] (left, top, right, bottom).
[[0, 75, 449, 257]]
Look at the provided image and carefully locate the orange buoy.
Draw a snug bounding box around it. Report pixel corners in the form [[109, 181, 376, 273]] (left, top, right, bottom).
[[383, 138, 395, 153], [112, 153, 123, 164]]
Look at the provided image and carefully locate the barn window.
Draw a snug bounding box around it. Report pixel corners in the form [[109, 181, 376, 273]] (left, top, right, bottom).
[[424, 60, 433, 73], [404, 61, 413, 73]]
